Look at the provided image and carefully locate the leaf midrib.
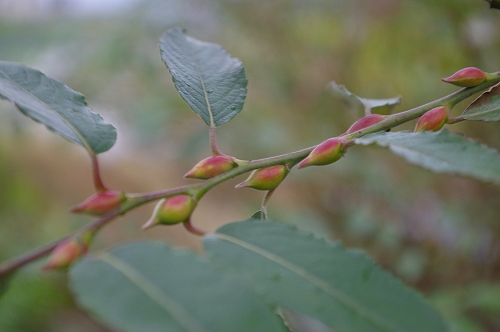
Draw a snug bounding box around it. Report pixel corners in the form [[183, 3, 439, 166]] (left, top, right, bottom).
[[188, 43, 215, 128], [99, 253, 210, 332], [0, 64, 94, 154], [357, 132, 500, 184], [212, 232, 404, 332]]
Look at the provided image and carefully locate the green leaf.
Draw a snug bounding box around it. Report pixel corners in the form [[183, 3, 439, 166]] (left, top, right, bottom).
[[0, 275, 9, 297], [204, 219, 447, 332], [0, 61, 116, 154], [70, 242, 287, 332], [460, 83, 500, 121], [355, 130, 500, 185], [159, 27, 247, 127], [328, 81, 401, 115]]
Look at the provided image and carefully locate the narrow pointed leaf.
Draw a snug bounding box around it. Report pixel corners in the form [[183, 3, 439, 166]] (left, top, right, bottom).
[[70, 242, 287, 332], [460, 83, 500, 121], [355, 130, 500, 185], [0, 61, 116, 154], [159, 27, 247, 127], [204, 219, 447, 332], [329, 81, 401, 115]]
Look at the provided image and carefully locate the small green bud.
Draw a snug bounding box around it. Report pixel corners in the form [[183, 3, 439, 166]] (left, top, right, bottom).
[[70, 190, 126, 216], [235, 165, 287, 191], [345, 114, 385, 134], [414, 106, 448, 132], [142, 195, 197, 230], [297, 137, 343, 169], [43, 233, 92, 271], [442, 67, 487, 87], [184, 155, 237, 180]]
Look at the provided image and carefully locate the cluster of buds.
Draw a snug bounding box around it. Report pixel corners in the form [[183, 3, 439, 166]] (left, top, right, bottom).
[[70, 190, 126, 216], [442, 67, 487, 87], [142, 194, 197, 230], [184, 155, 237, 180], [414, 106, 448, 132], [298, 137, 344, 169], [235, 165, 288, 191], [43, 231, 93, 271]]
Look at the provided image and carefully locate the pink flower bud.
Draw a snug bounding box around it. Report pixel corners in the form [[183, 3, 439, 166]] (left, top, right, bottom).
[[235, 165, 287, 191], [345, 114, 385, 134], [414, 106, 448, 132], [70, 190, 126, 216], [297, 138, 344, 169], [43, 233, 92, 271], [184, 155, 237, 180], [442, 67, 487, 87], [142, 195, 197, 230]]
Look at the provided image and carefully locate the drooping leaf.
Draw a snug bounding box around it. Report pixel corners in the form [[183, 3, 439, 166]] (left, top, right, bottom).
[[70, 242, 287, 332], [204, 219, 447, 332], [159, 27, 247, 127], [0, 61, 116, 154], [355, 130, 500, 185], [328, 81, 401, 115], [460, 83, 500, 121]]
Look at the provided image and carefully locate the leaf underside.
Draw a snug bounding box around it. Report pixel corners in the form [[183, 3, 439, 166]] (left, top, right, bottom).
[[355, 130, 500, 185], [70, 242, 287, 332], [204, 219, 447, 332], [159, 27, 247, 127], [0, 61, 116, 154], [329, 81, 401, 115], [461, 83, 500, 121]]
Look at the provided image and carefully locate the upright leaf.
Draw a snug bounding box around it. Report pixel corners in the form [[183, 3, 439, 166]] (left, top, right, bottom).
[[355, 130, 500, 185], [0, 61, 116, 154], [70, 242, 287, 332], [329, 81, 401, 115], [159, 27, 247, 127], [204, 219, 447, 332], [460, 83, 500, 121]]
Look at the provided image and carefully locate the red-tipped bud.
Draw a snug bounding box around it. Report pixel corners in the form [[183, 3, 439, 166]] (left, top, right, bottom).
[[43, 233, 93, 271], [442, 67, 487, 87], [184, 155, 237, 180], [70, 190, 126, 216], [297, 138, 344, 169], [142, 195, 197, 230], [235, 165, 287, 191], [345, 114, 385, 134], [414, 106, 448, 132]]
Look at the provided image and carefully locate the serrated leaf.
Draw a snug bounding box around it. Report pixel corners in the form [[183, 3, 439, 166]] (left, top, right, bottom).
[[328, 81, 401, 115], [70, 242, 287, 332], [159, 27, 247, 127], [0, 61, 116, 154], [204, 219, 447, 332], [461, 83, 500, 121], [355, 130, 500, 185]]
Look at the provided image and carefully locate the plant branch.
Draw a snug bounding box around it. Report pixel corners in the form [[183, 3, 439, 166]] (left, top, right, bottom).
[[1, 73, 499, 278]]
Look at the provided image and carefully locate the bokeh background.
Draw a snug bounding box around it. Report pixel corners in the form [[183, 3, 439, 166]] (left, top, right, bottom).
[[1, 0, 500, 331]]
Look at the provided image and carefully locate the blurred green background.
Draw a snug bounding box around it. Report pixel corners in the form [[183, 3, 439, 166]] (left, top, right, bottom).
[[1, 0, 500, 331]]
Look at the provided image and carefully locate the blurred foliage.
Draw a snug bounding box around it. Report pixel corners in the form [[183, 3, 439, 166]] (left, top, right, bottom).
[[1, 0, 500, 331]]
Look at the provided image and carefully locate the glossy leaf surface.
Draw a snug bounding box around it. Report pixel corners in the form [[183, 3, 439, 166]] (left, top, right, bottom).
[[0, 61, 116, 154], [159, 27, 247, 127], [355, 130, 500, 185], [204, 219, 447, 332], [70, 242, 286, 332]]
